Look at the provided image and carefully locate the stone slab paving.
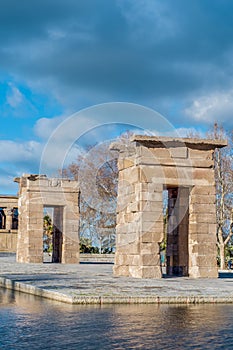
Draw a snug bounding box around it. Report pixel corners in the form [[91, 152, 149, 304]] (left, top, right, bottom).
[[0, 253, 233, 304]]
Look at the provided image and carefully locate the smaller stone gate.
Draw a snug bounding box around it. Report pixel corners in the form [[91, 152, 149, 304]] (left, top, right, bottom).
[[15, 174, 79, 263], [112, 136, 227, 279]]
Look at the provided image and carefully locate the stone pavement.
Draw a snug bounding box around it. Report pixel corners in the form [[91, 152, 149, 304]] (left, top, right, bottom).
[[0, 253, 233, 304]]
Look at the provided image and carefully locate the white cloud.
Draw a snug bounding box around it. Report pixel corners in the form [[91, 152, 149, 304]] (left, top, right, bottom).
[[47, 29, 66, 40], [34, 115, 66, 140], [4, 82, 37, 118], [6, 83, 23, 108], [0, 140, 43, 194], [0, 140, 42, 164], [38, 103, 179, 174], [184, 91, 233, 127], [118, 0, 179, 42]]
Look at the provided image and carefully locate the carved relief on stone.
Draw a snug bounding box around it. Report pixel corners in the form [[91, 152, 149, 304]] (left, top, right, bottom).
[[49, 179, 61, 187], [3, 208, 13, 216]]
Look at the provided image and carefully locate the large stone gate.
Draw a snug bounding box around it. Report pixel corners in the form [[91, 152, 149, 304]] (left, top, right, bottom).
[[15, 174, 79, 263], [112, 136, 227, 278]]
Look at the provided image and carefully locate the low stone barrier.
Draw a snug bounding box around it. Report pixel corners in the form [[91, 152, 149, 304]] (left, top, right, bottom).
[[80, 253, 114, 263], [0, 231, 17, 252]]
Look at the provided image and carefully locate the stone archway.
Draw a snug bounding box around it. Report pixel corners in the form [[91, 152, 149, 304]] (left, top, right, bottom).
[[111, 136, 227, 278], [15, 174, 79, 264]]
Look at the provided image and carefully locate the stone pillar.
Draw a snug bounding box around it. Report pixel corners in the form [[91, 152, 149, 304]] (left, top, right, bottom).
[[3, 208, 13, 231], [189, 182, 218, 278], [177, 187, 190, 276], [62, 197, 80, 263], [16, 188, 44, 263], [113, 149, 163, 278]]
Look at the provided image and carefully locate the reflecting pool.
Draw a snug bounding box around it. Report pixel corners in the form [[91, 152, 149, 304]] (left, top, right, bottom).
[[0, 288, 232, 349]]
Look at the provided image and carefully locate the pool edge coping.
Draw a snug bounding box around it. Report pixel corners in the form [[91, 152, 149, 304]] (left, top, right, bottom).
[[1, 276, 233, 305]]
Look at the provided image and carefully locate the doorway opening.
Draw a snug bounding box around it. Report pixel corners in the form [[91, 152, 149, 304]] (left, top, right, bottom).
[[0, 208, 6, 229], [162, 187, 190, 277], [43, 206, 63, 263], [12, 208, 18, 229]]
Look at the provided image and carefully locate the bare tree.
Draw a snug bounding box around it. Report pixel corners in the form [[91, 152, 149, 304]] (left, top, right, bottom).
[[61, 132, 132, 252], [207, 123, 233, 269]]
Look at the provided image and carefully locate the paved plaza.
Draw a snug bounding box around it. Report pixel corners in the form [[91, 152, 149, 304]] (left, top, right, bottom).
[[0, 253, 233, 304]]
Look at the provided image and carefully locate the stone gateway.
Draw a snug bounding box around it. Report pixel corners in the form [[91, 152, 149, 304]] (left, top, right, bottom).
[[111, 136, 227, 278], [15, 174, 79, 264]]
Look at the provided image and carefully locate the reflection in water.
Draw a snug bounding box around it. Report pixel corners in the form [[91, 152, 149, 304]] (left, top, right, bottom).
[[0, 288, 232, 349]]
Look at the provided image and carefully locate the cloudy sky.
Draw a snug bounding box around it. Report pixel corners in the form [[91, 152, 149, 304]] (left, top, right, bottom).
[[1, 0, 233, 193]]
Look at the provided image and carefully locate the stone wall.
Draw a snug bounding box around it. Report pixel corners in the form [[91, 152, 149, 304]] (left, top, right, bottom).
[[0, 231, 17, 252], [112, 136, 227, 278], [0, 195, 18, 252]]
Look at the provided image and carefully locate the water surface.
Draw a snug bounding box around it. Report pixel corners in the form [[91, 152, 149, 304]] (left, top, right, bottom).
[[0, 288, 232, 349]]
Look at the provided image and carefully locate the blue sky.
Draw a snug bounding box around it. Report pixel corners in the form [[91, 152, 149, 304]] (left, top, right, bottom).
[[1, 0, 233, 193]]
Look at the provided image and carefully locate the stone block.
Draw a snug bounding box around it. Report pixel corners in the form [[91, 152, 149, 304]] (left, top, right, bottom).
[[123, 212, 141, 223], [116, 241, 140, 255], [189, 203, 216, 214], [28, 256, 43, 263], [189, 223, 209, 235], [128, 265, 142, 278], [62, 256, 79, 264], [208, 223, 217, 234], [189, 266, 218, 278], [188, 148, 213, 160], [140, 220, 163, 234], [190, 243, 216, 255], [118, 183, 135, 196], [140, 254, 160, 266], [140, 242, 160, 255], [140, 266, 162, 278], [140, 211, 162, 223], [137, 157, 213, 169], [189, 213, 216, 224], [189, 233, 217, 244], [116, 232, 138, 246], [131, 254, 142, 266], [127, 201, 140, 213], [139, 146, 170, 159], [170, 147, 188, 159], [118, 158, 135, 170], [113, 265, 129, 277], [196, 255, 217, 267], [116, 224, 129, 235], [119, 167, 140, 183], [135, 183, 163, 193], [140, 165, 165, 183], [140, 232, 153, 243], [191, 186, 216, 196], [193, 169, 215, 185], [114, 253, 125, 266], [190, 194, 216, 204], [136, 191, 163, 202], [140, 231, 163, 243]]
